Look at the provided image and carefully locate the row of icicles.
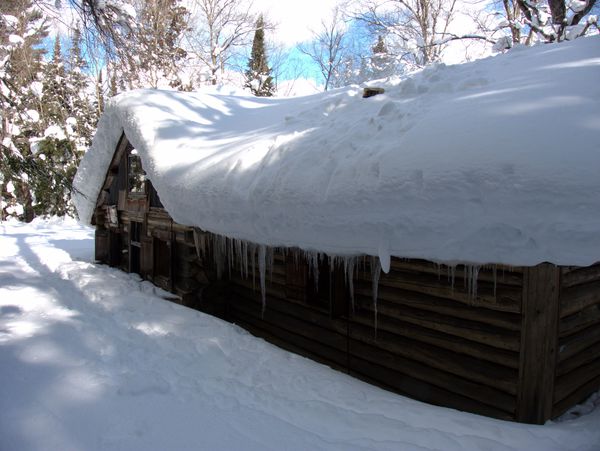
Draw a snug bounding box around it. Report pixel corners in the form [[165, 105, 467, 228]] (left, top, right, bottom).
[[193, 230, 497, 330]]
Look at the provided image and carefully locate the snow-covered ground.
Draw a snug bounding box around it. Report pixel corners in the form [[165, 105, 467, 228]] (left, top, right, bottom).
[[1, 218, 599, 451]]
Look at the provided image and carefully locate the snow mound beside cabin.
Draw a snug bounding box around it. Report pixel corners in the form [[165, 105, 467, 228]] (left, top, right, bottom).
[[74, 36, 600, 267]]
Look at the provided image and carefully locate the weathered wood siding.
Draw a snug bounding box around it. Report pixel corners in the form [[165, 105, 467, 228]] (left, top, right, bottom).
[[227, 252, 350, 372], [349, 260, 523, 421], [554, 264, 600, 418]]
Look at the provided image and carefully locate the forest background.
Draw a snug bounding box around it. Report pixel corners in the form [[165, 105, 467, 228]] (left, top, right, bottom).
[[1, 0, 598, 222]]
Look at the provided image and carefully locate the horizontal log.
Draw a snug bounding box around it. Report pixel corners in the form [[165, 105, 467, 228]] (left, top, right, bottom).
[[352, 294, 521, 352], [231, 316, 347, 373], [229, 304, 348, 369], [557, 340, 600, 377], [349, 338, 516, 414], [353, 281, 520, 331], [230, 294, 347, 353], [355, 270, 521, 313], [349, 321, 518, 395], [229, 284, 348, 336], [558, 322, 600, 362], [561, 264, 600, 288], [230, 273, 288, 301], [349, 308, 519, 369], [554, 356, 600, 404], [390, 258, 524, 286], [560, 280, 600, 318], [559, 303, 600, 338], [552, 373, 600, 419], [348, 355, 513, 421]]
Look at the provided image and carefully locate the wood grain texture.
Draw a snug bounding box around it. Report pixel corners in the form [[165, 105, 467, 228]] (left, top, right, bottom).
[[516, 263, 560, 424]]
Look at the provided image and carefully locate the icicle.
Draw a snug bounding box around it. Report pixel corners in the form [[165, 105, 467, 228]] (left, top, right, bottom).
[[473, 265, 480, 300], [306, 250, 320, 289], [493, 265, 497, 299], [213, 235, 227, 279], [344, 256, 356, 312], [378, 241, 391, 274], [250, 243, 257, 291], [258, 244, 267, 316], [192, 228, 202, 258], [371, 256, 381, 333], [450, 265, 456, 291], [234, 239, 243, 278], [227, 237, 233, 278], [465, 264, 480, 301], [267, 246, 274, 282]]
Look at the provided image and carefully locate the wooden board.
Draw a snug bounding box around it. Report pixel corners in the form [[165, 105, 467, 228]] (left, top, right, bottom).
[[516, 263, 560, 424]]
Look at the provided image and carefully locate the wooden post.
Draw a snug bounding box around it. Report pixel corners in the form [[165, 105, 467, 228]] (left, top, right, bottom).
[[516, 263, 560, 424]]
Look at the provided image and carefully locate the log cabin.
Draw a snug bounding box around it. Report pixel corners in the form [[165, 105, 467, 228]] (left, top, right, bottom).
[[74, 37, 600, 424]]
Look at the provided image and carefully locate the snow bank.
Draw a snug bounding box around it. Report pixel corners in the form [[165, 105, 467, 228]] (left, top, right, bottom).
[[74, 36, 600, 267]]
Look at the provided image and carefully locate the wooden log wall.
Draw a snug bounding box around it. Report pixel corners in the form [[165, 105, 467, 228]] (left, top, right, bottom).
[[222, 253, 525, 421], [226, 252, 351, 373], [554, 263, 600, 418], [349, 259, 523, 421]]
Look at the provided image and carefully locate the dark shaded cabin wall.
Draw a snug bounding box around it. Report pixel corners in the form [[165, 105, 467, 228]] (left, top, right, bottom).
[[225, 252, 524, 421], [350, 260, 523, 421], [554, 264, 600, 418]]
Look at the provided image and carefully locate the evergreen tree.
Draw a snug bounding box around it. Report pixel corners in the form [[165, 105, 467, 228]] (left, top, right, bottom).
[[67, 27, 97, 147], [369, 35, 395, 80], [41, 36, 69, 126], [1, 8, 98, 221], [111, 0, 190, 90], [1, 0, 49, 221], [33, 35, 78, 217], [95, 71, 105, 116], [245, 15, 274, 97]]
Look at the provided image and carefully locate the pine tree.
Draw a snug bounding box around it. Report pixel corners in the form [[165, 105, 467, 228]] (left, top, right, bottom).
[[245, 15, 274, 97], [1, 0, 49, 221], [67, 27, 97, 147], [41, 36, 69, 126], [369, 36, 395, 80], [33, 35, 77, 217], [111, 0, 190, 90], [95, 71, 105, 116]]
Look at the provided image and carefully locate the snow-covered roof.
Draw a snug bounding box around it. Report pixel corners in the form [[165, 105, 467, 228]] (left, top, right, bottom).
[[74, 36, 600, 268]]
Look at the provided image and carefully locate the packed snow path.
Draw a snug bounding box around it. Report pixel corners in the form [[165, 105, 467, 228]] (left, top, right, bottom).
[[1, 219, 599, 451]]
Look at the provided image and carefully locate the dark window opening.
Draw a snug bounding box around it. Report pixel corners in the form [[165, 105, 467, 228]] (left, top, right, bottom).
[[129, 221, 142, 274], [130, 221, 141, 244], [128, 150, 145, 194], [130, 245, 141, 274], [154, 238, 171, 279]]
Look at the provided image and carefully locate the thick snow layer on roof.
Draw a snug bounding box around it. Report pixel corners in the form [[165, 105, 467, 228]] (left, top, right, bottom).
[[74, 36, 600, 267]]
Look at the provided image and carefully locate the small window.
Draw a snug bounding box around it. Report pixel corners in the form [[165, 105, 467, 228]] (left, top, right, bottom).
[[129, 221, 142, 274], [128, 149, 145, 194], [154, 238, 171, 279], [130, 221, 142, 245]]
